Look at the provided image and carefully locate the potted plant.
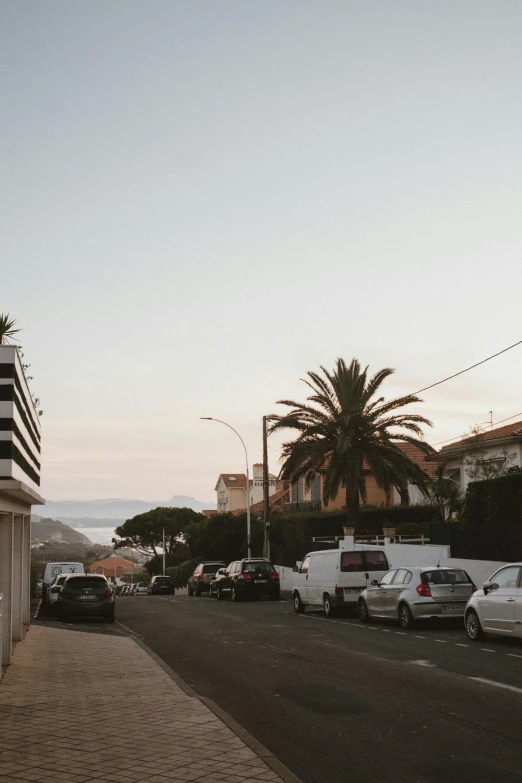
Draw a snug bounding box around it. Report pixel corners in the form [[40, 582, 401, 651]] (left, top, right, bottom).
[[382, 525, 396, 538]]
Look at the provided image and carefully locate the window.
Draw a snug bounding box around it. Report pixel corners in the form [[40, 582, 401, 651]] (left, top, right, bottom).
[[227, 563, 238, 575], [365, 551, 389, 571], [379, 570, 396, 585], [393, 569, 409, 585], [65, 577, 106, 588], [203, 564, 223, 574], [491, 567, 521, 590], [341, 552, 365, 572], [243, 561, 274, 574], [300, 556, 311, 574], [421, 569, 471, 585]]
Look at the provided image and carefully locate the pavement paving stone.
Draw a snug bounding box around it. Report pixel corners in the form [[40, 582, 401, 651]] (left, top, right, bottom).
[[0, 627, 287, 783]]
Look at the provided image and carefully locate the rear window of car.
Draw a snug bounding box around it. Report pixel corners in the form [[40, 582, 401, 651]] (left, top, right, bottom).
[[203, 564, 223, 574], [66, 577, 107, 588], [421, 569, 470, 585], [137, 583, 148, 587], [242, 561, 274, 574], [154, 577, 172, 584], [340, 552, 365, 572]]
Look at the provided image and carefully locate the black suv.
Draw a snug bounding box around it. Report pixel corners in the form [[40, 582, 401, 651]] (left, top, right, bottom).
[[188, 562, 226, 596], [148, 575, 174, 595], [214, 559, 280, 602]]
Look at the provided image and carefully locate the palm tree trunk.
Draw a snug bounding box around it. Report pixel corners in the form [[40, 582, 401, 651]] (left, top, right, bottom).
[[345, 482, 360, 527]]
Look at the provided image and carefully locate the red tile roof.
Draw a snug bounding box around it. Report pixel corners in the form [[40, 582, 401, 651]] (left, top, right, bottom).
[[440, 420, 522, 453], [216, 474, 253, 490], [89, 556, 134, 577], [250, 488, 290, 514], [202, 509, 218, 517], [395, 441, 440, 478]]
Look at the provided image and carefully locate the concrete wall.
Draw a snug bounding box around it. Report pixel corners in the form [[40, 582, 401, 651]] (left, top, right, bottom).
[[275, 538, 507, 596]]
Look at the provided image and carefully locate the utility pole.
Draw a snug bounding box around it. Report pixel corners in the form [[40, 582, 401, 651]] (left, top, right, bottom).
[[262, 416, 270, 560], [162, 528, 166, 576]]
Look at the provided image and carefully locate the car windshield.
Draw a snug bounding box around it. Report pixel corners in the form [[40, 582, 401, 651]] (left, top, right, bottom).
[[203, 564, 223, 573], [154, 577, 171, 583], [138, 583, 148, 587], [421, 570, 471, 585], [66, 577, 107, 589], [243, 562, 274, 574]]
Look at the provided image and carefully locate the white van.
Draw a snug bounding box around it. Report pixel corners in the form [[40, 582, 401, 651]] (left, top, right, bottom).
[[292, 548, 390, 617], [42, 562, 85, 608]]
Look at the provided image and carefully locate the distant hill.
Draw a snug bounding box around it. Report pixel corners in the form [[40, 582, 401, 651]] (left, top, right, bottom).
[[31, 516, 93, 545], [42, 495, 213, 523]]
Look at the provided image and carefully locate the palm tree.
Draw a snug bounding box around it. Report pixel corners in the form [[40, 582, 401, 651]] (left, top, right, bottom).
[[269, 358, 433, 526], [426, 463, 464, 522], [0, 314, 21, 345]]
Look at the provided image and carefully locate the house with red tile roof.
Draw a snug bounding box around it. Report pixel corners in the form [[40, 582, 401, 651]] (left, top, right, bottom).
[[232, 488, 291, 517], [430, 420, 522, 491], [89, 555, 134, 579], [287, 441, 439, 511], [214, 464, 282, 513]]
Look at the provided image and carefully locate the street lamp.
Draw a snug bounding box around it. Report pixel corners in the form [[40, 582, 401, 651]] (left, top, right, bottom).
[[200, 417, 251, 558]]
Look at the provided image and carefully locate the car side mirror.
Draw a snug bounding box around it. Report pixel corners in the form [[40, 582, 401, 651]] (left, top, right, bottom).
[[51, 586, 61, 593], [371, 580, 379, 586], [293, 566, 299, 572], [482, 579, 495, 594]]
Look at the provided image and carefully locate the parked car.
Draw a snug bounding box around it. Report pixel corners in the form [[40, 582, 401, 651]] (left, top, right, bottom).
[[129, 583, 138, 595], [41, 562, 85, 611], [188, 562, 226, 596], [46, 574, 71, 614], [292, 548, 390, 617], [465, 562, 522, 641], [358, 566, 476, 630], [209, 568, 227, 598], [118, 584, 129, 596], [57, 574, 115, 623], [215, 559, 280, 602], [148, 576, 174, 595], [135, 582, 148, 595]]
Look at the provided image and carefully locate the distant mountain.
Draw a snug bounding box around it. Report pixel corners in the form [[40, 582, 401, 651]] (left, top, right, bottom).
[[31, 515, 93, 545], [42, 495, 213, 522]]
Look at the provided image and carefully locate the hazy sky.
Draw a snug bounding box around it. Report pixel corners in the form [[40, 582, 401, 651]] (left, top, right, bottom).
[[2, 1, 522, 502]]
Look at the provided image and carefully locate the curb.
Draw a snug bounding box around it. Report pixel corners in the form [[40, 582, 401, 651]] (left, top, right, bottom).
[[132, 635, 304, 783]]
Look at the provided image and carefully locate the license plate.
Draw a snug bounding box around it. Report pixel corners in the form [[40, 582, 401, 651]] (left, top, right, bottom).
[[254, 579, 267, 583], [78, 595, 96, 600], [441, 604, 463, 613], [344, 588, 362, 594]]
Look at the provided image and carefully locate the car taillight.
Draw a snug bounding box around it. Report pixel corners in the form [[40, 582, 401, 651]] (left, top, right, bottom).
[[416, 583, 432, 597], [198, 573, 204, 580], [270, 572, 279, 579], [59, 588, 73, 599], [104, 588, 113, 598], [334, 585, 343, 595], [242, 573, 251, 580]]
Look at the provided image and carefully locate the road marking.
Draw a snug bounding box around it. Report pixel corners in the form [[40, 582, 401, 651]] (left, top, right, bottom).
[[414, 635, 426, 639], [480, 648, 496, 653], [469, 677, 522, 695], [455, 643, 469, 647], [394, 632, 406, 635], [381, 629, 391, 633], [434, 639, 447, 643], [507, 653, 522, 659], [411, 659, 436, 668]]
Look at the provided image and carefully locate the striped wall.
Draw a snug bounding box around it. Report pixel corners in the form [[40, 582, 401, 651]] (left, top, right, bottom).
[[0, 346, 41, 493]]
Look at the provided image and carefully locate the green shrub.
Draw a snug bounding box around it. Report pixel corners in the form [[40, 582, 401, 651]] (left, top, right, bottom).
[[396, 521, 430, 536], [461, 471, 522, 526], [166, 558, 199, 588]]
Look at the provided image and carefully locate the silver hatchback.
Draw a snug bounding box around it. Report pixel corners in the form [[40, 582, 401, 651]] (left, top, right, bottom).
[[358, 566, 476, 630]]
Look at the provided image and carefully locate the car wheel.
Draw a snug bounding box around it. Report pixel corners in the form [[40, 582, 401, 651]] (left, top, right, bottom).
[[398, 602, 415, 630], [358, 599, 372, 623], [293, 592, 305, 613], [106, 608, 115, 624], [195, 585, 202, 597], [323, 594, 336, 618], [217, 588, 225, 601], [465, 609, 486, 641]]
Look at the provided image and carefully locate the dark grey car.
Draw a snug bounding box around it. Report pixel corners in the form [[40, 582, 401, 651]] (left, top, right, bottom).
[[187, 562, 226, 596], [57, 574, 115, 623]]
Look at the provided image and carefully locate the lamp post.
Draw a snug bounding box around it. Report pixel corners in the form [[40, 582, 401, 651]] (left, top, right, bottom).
[[200, 417, 251, 558]]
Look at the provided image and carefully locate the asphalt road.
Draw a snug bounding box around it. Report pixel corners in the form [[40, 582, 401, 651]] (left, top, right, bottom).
[[63, 595, 522, 783]]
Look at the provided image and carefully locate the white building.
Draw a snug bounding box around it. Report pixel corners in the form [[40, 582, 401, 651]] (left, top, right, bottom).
[[0, 345, 45, 675], [215, 464, 280, 513], [435, 421, 522, 490]]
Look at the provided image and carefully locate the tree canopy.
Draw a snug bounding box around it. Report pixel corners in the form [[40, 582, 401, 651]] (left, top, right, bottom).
[[113, 506, 203, 558], [269, 357, 432, 525]]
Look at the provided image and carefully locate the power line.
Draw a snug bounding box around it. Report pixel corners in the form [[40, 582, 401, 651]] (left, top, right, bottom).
[[431, 410, 522, 447], [412, 338, 522, 396]]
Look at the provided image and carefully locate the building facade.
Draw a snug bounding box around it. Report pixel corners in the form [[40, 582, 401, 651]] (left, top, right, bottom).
[[0, 345, 44, 674], [214, 464, 280, 513]]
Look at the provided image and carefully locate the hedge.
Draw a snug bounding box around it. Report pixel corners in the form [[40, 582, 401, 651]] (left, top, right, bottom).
[[461, 471, 522, 526], [166, 558, 199, 588]]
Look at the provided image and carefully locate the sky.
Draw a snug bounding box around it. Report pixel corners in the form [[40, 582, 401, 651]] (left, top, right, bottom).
[[2, 1, 522, 503]]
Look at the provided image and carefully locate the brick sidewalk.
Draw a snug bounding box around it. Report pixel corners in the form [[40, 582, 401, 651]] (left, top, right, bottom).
[[0, 626, 291, 783]]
